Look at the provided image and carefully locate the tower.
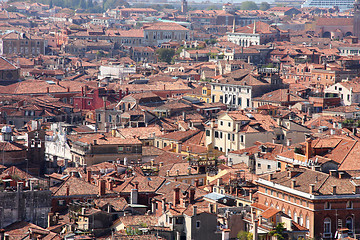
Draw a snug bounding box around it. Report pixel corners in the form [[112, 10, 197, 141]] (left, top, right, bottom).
[[181, 0, 188, 14], [354, 0, 360, 38]]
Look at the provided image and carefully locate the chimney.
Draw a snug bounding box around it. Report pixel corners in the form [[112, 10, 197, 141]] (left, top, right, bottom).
[[99, 180, 106, 196], [309, 184, 315, 194], [193, 205, 197, 216], [268, 173, 273, 181], [176, 170, 180, 176], [119, 89, 123, 100], [46, 87, 49, 93], [176, 143, 182, 153], [332, 185, 336, 195], [305, 138, 312, 160], [187, 167, 192, 175], [162, 198, 166, 213], [131, 188, 138, 204], [173, 188, 180, 205], [86, 170, 91, 183], [217, 178, 223, 186], [93, 140, 97, 145], [0, 229, 4, 240], [287, 89, 290, 103], [107, 179, 113, 191], [190, 187, 195, 203], [47, 212, 54, 228], [287, 138, 292, 146], [291, 179, 296, 189], [66, 185, 70, 196], [194, 179, 199, 187]]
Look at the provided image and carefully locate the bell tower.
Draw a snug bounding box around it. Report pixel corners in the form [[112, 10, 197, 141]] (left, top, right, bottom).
[[181, 0, 188, 14], [354, 0, 360, 38]]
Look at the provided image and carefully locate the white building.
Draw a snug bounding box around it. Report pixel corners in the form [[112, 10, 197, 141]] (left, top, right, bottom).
[[227, 21, 289, 47], [324, 81, 360, 106], [98, 62, 136, 80], [45, 122, 72, 167]]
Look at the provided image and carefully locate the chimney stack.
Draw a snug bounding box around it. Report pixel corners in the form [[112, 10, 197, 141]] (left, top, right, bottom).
[[291, 179, 296, 189], [189, 187, 195, 203], [0, 229, 5, 240], [173, 188, 180, 206], [86, 170, 91, 183], [309, 184, 315, 194], [268, 173, 273, 181], [217, 178, 223, 186], [66, 185, 70, 196], [305, 138, 313, 160], [332, 185, 336, 195], [193, 205, 197, 216], [99, 180, 106, 196], [131, 188, 138, 204], [194, 179, 199, 187]]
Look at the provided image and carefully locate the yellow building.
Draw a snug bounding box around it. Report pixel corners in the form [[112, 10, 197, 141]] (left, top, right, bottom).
[[185, 86, 212, 103]]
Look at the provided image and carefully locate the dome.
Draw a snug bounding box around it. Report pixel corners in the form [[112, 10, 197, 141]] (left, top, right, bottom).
[[1, 125, 12, 133]]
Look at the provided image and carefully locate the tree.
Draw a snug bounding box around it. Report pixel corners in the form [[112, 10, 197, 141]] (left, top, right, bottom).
[[237, 231, 253, 240], [270, 222, 286, 240], [259, 2, 270, 11], [240, 1, 258, 10], [156, 48, 175, 64]]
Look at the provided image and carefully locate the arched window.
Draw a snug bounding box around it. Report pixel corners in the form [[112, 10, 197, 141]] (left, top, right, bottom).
[[346, 217, 353, 231], [324, 218, 331, 233], [299, 213, 304, 226], [306, 216, 310, 229], [288, 209, 291, 218], [294, 212, 298, 223]]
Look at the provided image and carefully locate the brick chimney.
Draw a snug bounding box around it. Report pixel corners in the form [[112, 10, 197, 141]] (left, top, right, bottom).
[[86, 170, 91, 183], [268, 173, 273, 181], [66, 185, 70, 196], [107, 179, 113, 191], [309, 184, 315, 194], [0, 229, 4, 240], [189, 188, 195, 203], [332, 185, 336, 195], [194, 179, 199, 187], [99, 180, 106, 196], [291, 179, 296, 189], [305, 138, 312, 160], [173, 187, 180, 206]]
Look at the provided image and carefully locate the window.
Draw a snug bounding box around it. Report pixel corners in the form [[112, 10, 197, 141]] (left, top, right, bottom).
[[240, 135, 244, 142], [88, 101, 91, 106], [277, 162, 281, 169], [220, 121, 223, 126], [324, 218, 331, 233], [267, 165, 271, 170], [257, 163, 261, 168], [58, 200, 65, 206], [215, 131, 219, 138], [118, 146, 124, 152], [288, 209, 291, 218], [206, 130, 210, 136], [299, 213, 304, 226], [346, 217, 353, 231], [220, 132, 223, 138], [196, 220, 201, 228], [306, 216, 310, 229], [228, 134, 231, 140], [324, 202, 331, 210], [346, 201, 353, 209]]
